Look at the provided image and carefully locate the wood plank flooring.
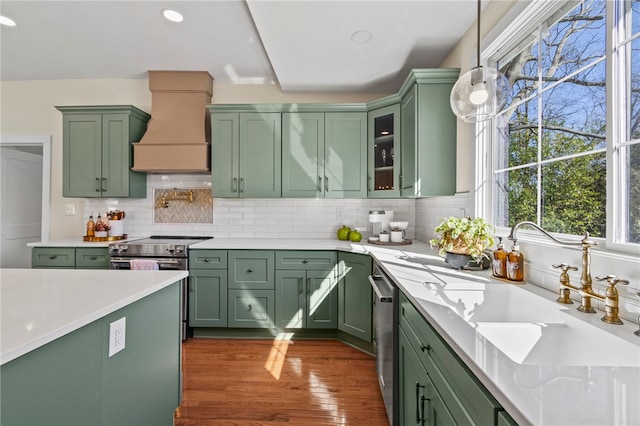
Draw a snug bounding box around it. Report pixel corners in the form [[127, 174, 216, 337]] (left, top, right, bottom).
[[174, 338, 390, 426]]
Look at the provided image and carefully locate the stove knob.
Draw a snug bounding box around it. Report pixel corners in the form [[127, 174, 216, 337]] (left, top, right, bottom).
[[167, 245, 175, 253], [118, 245, 128, 253], [175, 246, 185, 253]]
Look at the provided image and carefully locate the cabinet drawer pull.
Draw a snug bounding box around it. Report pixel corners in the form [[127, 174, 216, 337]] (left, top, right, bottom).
[[318, 176, 323, 192], [49, 255, 58, 260], [101, 177, 107, 191], [248, 304, 253, 311], [420, 344, 431, 352], [324, 176, 329, 192], [232, 177, 238, 193], [95, 177, 101, 192], [421, 394, 431, 424], [302, 259, 308, 264], [240, 178, 245, 193], [247, 268, 253, 273], [90, 256, 97, 260]]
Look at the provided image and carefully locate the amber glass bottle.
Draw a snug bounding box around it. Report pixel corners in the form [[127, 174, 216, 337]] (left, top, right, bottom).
[[86, 214, 95, 237], [506, 242, 524, 281], [492, 237, 507, 278]]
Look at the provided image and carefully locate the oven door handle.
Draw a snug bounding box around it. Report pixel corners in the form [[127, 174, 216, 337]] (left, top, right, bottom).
[[110, 259, 182, 264], [368, 274, 394, 303]]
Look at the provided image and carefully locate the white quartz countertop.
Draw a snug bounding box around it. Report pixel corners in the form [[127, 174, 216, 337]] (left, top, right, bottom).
[[27, 236, 147, 248], [0, 269, 188, 366], [23, 237, 640, 424]]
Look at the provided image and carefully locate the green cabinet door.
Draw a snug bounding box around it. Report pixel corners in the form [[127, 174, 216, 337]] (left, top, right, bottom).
[[282, 112, 325, 197], [368, 103, 401, 198], [239, 113, 282, 198], [399, 328, 456, 426], [211, 112, 281, 198], [228, 289, 275, 328], [324, 112, 367, 198], [306, 269, 338, 328], [275, 270, 306, 328], [211, 112, 240, 197], [228, 250, 275, 290], [399, 70, 458, 197], [58, 106, 148, 198], [337, 252, 372, 342], [189, 269, 228, 327]]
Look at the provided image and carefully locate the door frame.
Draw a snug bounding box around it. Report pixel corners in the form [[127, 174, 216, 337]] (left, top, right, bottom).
[[0, 135, 51, 242]]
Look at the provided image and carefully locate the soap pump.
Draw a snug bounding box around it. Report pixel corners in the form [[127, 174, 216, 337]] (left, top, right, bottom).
[[506, 239, 524, 281], [492, 237, 507, 278]]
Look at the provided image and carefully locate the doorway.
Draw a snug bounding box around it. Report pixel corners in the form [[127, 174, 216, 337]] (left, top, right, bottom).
[[0, 135, 51, 268]]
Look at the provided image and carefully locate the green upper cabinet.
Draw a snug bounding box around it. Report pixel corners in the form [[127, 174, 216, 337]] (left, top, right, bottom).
[[398, 69, 459, 197], [210, 108, 282, 198], [56, 106, 149, 198], [282, 107, 367, 198], [367, 103, 401, 198]]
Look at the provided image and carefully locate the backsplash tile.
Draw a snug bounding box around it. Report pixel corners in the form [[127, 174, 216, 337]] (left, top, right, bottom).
[[153, 188, 213, 224]]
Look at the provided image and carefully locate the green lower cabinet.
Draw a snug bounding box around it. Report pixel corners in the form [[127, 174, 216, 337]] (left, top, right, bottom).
[[75, 247, 110, 269], [31, 247, 76, 268], [337, 252, 372, 342], [399, 292, 504, 425], [399, 327, 456, 426], [275, 269, 338, 329], [228, 289, 275, 328], [189, 269, 228, 327]]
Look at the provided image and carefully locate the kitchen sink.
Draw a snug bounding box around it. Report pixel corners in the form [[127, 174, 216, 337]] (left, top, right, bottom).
[[422, 282, 640, 367]]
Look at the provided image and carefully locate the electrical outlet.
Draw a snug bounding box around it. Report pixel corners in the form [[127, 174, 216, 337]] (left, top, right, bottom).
[[108, 317, 126, 357], [336, 208, 344, 220], [64, 204, 76, 216]]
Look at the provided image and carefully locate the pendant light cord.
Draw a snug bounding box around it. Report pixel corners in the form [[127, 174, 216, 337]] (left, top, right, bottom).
[[476, 0, 481, 68]]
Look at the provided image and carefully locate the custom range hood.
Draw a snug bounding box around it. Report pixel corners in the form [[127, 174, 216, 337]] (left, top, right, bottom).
[[132, 71, 213, 173]]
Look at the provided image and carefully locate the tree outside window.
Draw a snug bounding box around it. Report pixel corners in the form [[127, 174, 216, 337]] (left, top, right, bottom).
[[493, 0, 639, 244]]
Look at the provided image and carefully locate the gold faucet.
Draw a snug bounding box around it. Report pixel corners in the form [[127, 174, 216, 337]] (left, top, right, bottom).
[[509, 221, 629, 325], [159, 188, 194, 208]]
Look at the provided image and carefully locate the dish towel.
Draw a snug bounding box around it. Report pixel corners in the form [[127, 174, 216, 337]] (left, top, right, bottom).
[[130, 259, 159, 270]]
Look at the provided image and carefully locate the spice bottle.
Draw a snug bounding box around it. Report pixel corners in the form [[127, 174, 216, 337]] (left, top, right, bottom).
[[86, 214, 95, 237], [492, 237, 507, 278], [506, 241, 524, 282]]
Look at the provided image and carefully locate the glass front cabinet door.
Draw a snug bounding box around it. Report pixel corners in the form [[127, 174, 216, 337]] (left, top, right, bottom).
[[367, 103, 400, 198]]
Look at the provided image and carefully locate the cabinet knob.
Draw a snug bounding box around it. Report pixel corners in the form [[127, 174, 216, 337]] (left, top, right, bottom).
[[49, 255, 57, 260], [248, 304, 253, 311], [420, 343, 431, 352], [302, 259, 309, 264], [90, 256, 97, 260], [247, 268, 253, 273], [203, 258, 210, 263]]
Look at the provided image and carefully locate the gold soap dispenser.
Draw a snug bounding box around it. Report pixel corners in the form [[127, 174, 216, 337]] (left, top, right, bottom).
[[506, 240, 524, 282], [492, 237, 507, 278]]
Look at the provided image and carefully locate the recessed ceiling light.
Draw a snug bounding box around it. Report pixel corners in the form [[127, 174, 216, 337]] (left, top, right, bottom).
[[0, 15, 17, 27], [162, 9, 184, 23], [351, 30, 372, 44]]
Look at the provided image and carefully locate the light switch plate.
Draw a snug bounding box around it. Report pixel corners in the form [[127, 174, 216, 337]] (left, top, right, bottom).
[[64, 204, 75, 215], [108, 317, 126, 357]]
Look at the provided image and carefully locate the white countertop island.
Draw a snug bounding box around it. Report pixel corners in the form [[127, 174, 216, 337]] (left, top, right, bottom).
[[1, 268, 188, 365]]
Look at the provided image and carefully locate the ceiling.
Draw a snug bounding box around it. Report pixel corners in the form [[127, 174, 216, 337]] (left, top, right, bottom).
[[0, 0, 481, 93]]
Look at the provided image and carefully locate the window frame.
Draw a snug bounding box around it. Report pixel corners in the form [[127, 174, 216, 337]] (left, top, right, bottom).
[[478, 0, 640, 256]]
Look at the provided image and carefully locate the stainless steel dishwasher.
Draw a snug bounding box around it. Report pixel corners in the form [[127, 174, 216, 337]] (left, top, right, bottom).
[[369, 265, 397, 425]]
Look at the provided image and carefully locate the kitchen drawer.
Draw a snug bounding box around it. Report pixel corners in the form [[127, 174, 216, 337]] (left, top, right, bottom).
[[189, 250, 228, 269], [399, 293, 501, 426], [228, 251, 274, 290], [228, 289, 274, 328], [32, 247, 76, 268], [275, 251, 337, 270], [75, 248, 109, 269]]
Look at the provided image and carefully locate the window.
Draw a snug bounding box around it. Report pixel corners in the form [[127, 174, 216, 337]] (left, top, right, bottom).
[[485, 0, 639, 249]]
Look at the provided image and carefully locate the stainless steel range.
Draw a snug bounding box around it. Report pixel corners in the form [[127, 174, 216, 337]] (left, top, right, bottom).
[[108, 235, 213, 340]]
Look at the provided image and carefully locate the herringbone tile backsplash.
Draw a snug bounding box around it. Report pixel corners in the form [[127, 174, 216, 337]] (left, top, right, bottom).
[[153, 188, 213, 223]]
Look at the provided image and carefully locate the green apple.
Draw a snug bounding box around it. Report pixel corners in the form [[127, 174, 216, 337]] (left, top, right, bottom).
[[337, 225, 351, 240], [349, 229, 362, 242]]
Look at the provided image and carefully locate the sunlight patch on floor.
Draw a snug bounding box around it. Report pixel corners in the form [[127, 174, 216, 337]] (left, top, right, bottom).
[[264, 333, 294, 379]]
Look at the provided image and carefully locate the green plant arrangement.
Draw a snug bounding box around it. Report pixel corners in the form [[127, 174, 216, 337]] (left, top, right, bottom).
[[430, 216, 495, 261]]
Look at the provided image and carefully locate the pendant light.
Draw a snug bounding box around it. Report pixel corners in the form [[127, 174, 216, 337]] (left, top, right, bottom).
[[450, 0, 509, 123]]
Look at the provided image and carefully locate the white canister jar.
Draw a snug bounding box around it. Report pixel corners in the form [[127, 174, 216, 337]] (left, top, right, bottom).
[[390, 230, 405, 243], [379, 232, 390, 243]]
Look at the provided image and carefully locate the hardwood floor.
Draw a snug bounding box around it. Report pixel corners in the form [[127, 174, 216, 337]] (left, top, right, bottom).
[[174, 338, 390, 426]]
